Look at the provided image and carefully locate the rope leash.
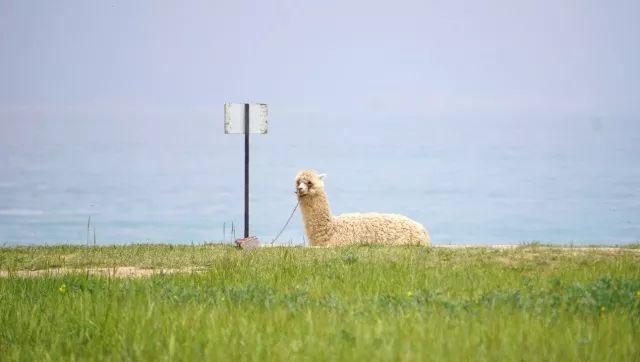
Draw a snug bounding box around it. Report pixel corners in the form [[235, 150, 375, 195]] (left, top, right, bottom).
[[270, 200, 300, 245]]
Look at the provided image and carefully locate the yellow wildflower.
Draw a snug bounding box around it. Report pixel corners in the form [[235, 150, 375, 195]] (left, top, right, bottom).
[[58, 284, 67, 293]]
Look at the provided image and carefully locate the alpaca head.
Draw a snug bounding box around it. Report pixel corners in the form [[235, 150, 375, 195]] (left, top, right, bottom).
[[295, 170, 327, 199]]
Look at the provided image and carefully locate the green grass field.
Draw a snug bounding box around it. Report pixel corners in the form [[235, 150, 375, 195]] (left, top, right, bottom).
[[1, 244, 639, 361]]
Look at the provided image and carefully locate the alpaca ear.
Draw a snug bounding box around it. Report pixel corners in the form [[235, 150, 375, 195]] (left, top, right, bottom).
[[318, 173, 327, 180]]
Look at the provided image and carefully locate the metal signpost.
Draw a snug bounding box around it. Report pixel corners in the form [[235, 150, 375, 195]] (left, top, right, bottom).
[[224, 103, 268, 238]]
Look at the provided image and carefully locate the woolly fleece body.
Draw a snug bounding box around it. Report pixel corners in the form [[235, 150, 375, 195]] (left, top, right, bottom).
[[295, 170, 430, 246]]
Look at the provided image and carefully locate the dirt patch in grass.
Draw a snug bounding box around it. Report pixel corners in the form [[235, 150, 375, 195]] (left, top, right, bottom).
[[433, 244, 640, 253], [0, 266, 202, 278]]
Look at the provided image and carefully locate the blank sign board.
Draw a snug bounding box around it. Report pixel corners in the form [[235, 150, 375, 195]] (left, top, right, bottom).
[[224, 103, 268, 134]]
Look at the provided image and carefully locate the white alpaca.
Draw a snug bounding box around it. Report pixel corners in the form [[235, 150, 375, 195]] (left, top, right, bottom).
[[295, 170, 430, 246]]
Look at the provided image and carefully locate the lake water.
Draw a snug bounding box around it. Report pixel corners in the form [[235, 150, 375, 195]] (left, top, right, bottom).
[[1, 112, 639, 245]]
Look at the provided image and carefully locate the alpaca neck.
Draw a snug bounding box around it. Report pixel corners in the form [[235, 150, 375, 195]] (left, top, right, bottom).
[[299, 191, 333, 246]]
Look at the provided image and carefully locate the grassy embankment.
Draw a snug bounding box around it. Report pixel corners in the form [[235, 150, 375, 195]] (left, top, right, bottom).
[[1, 244, 639, 360]]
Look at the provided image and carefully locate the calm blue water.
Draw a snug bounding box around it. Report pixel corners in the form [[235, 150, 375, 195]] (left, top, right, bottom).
[[1, 114, 639, 245]]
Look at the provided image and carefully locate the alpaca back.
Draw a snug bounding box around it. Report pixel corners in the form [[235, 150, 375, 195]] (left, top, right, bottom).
[[330, 213, 429, 246]]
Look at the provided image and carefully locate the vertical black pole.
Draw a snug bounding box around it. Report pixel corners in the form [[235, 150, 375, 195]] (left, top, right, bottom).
[[244, 103, 250, 238]]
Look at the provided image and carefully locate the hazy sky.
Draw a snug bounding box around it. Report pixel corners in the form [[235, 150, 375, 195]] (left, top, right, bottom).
[[2, 0, 639, 126]]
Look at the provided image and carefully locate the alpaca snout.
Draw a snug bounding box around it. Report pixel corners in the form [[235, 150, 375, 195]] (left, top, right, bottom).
[[296, 183, 309, 197]]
